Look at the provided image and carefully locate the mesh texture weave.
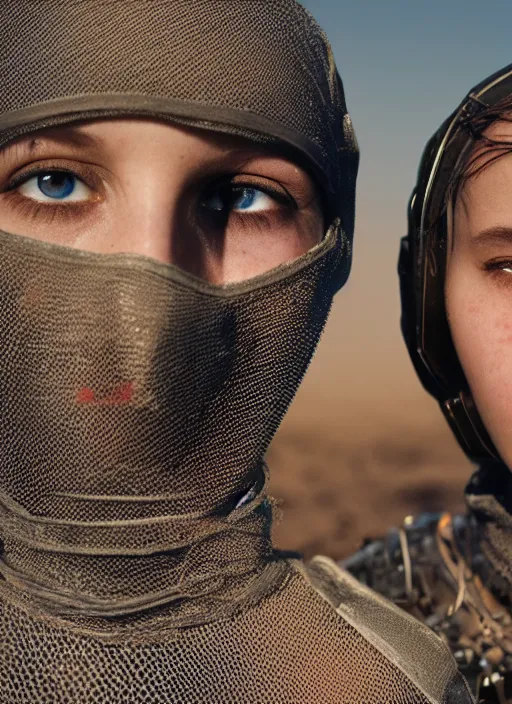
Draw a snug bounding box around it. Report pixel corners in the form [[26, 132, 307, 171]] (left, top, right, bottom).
[[0, 558, 474, 704], [0, 224, 342, 618]]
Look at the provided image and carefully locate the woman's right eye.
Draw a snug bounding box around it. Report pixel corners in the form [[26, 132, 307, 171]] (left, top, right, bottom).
[[17, 170, 93, 203]]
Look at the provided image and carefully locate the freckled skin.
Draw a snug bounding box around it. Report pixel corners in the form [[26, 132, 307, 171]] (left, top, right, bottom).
[[0, 118, 324, 285], [447, 120, 512, 466]]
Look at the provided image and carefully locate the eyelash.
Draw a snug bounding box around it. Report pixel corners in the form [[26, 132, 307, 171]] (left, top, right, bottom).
[[482, 259, 512, 289], [484, 259, 512, 272], [0, 168, 296, 228], [201, 179, 295, 232], [2, 164, 99, 225], [1, 190, 89, 225]]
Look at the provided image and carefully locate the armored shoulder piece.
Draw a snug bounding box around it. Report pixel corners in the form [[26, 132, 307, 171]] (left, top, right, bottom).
[[344, 514, 512, 702]]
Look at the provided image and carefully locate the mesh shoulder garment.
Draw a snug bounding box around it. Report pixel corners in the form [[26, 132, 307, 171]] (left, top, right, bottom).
[[0, 554, 473, 703], [0, 1, 473, 701]]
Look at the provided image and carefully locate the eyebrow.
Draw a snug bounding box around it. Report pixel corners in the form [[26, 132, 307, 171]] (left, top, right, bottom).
[[0, 126, 104, 161], [471, 226, 512, 248]]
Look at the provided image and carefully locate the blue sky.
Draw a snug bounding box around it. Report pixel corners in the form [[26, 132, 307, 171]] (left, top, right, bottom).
[[302, 0, 512, 234]]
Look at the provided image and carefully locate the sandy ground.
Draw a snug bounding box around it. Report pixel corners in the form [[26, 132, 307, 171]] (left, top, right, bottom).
[[267, 404, 474, 561]]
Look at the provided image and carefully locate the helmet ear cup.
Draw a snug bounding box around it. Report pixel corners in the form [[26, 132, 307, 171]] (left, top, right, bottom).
[[398, 233, 431, 392], [443, 392, 499, 461], [398, 192, 448, 400], [399, 182, 500, 463]]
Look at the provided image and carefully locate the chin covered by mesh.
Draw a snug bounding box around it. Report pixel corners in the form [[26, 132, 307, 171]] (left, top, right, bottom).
[[0, 222, 344, 617], [0, 225, 343, 521]]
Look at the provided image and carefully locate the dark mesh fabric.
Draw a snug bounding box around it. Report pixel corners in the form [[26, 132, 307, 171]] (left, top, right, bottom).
[[0, 226, 342, 522], [466, 464, 512, 595], [0, 558, 473, 703], [0, 223, 343, 617], [0, 222, 472, 700], [0, 2, 473, 701]]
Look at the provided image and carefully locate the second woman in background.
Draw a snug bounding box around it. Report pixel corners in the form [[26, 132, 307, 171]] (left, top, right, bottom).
[[346, 63, 512, 704]]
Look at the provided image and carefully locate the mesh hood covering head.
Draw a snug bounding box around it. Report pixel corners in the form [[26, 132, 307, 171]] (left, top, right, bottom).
[[0, 0, 358, 610], [0, 0, 357, 593], [0, 2, 474, 702], [0, 0, 358, 237]]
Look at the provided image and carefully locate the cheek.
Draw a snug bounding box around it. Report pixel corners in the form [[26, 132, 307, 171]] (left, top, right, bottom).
[[447, 266, 512, 458], [216, 216, 323, 284], [218, 231, 306, 283]]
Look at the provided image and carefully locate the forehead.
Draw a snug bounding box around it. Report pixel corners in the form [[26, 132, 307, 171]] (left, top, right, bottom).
[[456, 120, 512, 217], [483, 118, 512, 142], [1, 118, 311, 173], [4, 118, 279, 154]]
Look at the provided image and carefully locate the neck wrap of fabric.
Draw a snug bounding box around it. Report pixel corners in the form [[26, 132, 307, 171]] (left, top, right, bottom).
[[0, 221, 345, 622], [465, 462, 512, 603]]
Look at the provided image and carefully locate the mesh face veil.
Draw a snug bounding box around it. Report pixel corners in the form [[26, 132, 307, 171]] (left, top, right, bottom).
[[400, 64, 512, 463], [0, 0, 357, 613], [0, 3, 476, 703]]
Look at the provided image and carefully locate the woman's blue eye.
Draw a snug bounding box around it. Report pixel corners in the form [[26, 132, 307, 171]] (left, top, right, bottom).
[[37, 172, 75, 199], [18, 170, 92, 203], [202, 185, 276, 214], [233, 188, 262, 211]]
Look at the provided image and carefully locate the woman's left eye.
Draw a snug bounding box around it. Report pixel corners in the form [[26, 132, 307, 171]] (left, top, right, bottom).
[[17, 170, 92, 203], [201, 185, 277, 214]]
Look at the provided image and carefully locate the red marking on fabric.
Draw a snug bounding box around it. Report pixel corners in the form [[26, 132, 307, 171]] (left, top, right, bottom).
[[76, 382, 134, 405], [101, 381, 134, 406], [76, 387, 96, 403]]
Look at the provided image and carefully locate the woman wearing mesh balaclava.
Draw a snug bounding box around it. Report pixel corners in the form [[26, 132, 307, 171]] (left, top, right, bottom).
[[346, 65, 512, 703], [0, 2, 472, 702]]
